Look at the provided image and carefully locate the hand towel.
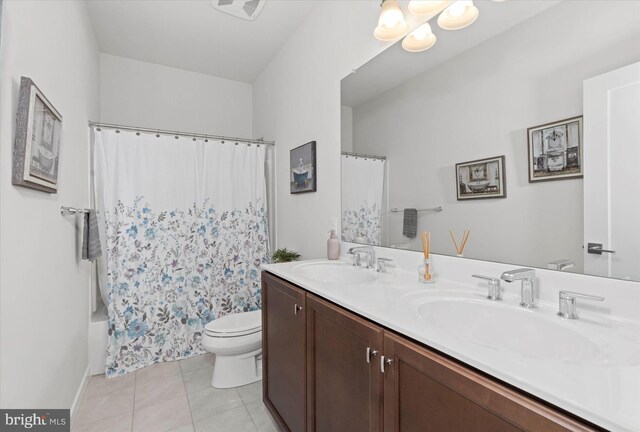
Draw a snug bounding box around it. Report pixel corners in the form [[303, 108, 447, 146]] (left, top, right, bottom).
[[82, 210, 102, 261], [403, 208, 418, 238]]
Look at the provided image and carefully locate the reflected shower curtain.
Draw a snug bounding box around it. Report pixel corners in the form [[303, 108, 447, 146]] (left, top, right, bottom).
[[93, 129, 270, 377], [341, 155, 385, 245]]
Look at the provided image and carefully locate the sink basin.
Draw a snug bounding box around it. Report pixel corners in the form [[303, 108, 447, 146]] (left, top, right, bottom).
[[416, 298, 639, 366], [293, 262, 377, 284]]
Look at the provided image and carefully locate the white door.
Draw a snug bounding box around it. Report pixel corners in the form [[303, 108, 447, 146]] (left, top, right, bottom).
[[583, 62, 640, 281]]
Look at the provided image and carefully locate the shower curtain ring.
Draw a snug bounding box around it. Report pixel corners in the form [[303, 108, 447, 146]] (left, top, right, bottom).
[[204, 135, 209, 143], [156, 130, 160, 138]]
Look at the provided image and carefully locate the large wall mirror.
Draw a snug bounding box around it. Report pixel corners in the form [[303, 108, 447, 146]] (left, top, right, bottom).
[[340, 0, 640, 282]]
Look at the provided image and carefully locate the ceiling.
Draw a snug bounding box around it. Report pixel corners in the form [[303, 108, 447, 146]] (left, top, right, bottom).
[[342, 1, 561, 107], [86, 0, 320, 83]]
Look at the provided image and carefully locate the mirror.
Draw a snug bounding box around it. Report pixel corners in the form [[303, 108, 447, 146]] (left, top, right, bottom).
[[341, 0, 640, 281]]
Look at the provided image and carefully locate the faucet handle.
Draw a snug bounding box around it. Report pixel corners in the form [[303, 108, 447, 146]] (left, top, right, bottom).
[[376, 257, 393, 273], [472, 275, 502, 301], [557, 291, 605, 320]]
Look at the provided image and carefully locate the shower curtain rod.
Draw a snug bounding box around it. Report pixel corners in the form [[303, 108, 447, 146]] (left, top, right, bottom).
[[89, 121, 275, 146], [341, 151, 386, 161]]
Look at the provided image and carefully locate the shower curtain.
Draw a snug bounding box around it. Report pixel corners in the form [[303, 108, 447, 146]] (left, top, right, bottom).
[[93, 128, 270, 377], [341, 155, 385, 245]]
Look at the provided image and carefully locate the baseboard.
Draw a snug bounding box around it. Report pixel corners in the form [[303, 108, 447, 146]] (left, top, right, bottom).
[[70, 364, 90, 422]]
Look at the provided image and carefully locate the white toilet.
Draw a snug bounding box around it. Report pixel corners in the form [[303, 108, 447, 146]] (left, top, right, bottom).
[[202, 309, 263, 389]]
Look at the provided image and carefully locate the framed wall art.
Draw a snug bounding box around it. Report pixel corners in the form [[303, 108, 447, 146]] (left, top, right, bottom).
[[456, 155, 506, 200], [527, 116, 583, 183], [12, 77, 63, 193], [290, 141, 316, 194]]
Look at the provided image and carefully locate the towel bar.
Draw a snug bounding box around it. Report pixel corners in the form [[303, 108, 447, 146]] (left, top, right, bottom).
[[60, 206, 92, 216], [390, 206, 443, 213]]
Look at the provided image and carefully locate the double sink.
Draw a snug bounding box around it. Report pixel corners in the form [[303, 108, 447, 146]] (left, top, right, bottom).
[[292, 261, 639, 368]]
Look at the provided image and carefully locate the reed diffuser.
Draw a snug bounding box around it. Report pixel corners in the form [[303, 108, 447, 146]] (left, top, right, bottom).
[[449, 229, 470, 257], [418, 231, 435, 284]]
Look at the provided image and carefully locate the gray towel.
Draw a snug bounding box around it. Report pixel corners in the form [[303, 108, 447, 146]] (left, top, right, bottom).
[[402, 208, 418, 238], [82, 210, 102, 261]]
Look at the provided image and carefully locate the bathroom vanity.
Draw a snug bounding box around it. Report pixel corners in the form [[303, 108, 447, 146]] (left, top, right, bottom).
[[261, 254, 640, 432]]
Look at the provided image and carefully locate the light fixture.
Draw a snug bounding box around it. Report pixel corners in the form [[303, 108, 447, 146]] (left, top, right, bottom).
[[402, 22, 437, 52], [407, 0, 450, 17], [437, 0, 479, 30], [374, 0, 409, 41]]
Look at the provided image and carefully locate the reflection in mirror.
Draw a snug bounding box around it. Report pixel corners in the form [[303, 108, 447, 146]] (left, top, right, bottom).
[[341, 0, 640, 281]]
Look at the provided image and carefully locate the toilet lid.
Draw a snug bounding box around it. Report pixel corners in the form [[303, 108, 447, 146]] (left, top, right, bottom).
[[205, 310, 261, 336]]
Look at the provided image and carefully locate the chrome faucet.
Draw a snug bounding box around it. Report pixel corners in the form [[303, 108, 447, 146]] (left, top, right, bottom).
[[348, 246, 375, 269], [501, 268, 536, 308], [471, 275, 502, 301], [557, 291, 604, 319], [376, 257, 393, 273]]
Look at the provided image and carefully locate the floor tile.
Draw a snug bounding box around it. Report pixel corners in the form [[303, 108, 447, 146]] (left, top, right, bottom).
[[187, 386, 243, 421], [193, 405, 257, 432], [84, 372, 136, 399], [245, 401, 279, 432], [167, 424, 194, 432], [71, 410, 133, 432], [237, 381, 262, 404], [133, 395, 192, 432], [136, 360, 182, 381], [74, 386, 135, 426], [179, 353, 215, 373], [182, 366, 214, 395], [135, 372, 186, 409]]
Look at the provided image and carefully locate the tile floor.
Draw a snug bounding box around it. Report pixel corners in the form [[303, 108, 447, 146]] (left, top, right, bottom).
[[72, 354, 279, 432]]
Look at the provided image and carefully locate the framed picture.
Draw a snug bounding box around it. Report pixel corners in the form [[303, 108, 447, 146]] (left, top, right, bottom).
[[290, 141, 316, 194], [456, 155, 506, 200], [527, 116, 583, 183], [12, 77, 63, 193]]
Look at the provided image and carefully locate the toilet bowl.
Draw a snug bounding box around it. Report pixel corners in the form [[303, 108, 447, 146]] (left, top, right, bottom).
[[202, 309, 262, 389]]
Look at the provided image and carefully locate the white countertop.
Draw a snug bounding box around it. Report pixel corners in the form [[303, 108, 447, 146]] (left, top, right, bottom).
[[263, 258, 640, 432]]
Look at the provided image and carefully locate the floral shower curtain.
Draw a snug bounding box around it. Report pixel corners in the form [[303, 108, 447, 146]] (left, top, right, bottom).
[[93, 128, 270, 377], [341, 154, 385, 245]]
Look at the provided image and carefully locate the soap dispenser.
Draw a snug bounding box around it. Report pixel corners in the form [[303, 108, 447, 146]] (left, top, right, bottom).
[[327, 217, 340, 260]]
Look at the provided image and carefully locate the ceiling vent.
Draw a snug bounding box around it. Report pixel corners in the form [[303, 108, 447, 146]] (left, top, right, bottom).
[[210, 0, 266, 21]]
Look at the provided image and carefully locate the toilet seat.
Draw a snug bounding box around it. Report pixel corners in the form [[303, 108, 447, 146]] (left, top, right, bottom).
[[204, 310, 261, 337]]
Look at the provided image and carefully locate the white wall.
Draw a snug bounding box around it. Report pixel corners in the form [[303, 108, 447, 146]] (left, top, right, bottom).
[[0, 0, 99, 409], [253, 1, 393, 258], [351, 1, 640, 272], [340, 105, 353, 152], [100, 54, 252, 137]]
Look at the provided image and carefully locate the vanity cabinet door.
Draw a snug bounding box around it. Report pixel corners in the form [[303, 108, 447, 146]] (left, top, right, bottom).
[[262, 271, 307, 432], [306, 294, 383, 432], [382, 332, 597, 432]]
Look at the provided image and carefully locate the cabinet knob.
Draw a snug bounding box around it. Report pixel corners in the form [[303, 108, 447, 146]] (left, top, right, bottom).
[[294, 304, 303, 315], [366, 347, 378, 364], [380, 355, 393, 373]]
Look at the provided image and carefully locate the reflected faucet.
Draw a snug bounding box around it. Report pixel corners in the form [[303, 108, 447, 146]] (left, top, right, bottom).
[[501, 268, 536, 308]]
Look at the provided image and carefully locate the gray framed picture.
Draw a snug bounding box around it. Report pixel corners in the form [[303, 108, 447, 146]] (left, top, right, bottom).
[[12, 77, 62, 193], [527, 116, 583, 183], [456, 155, 506, 200], [290, 141, 316, 194]]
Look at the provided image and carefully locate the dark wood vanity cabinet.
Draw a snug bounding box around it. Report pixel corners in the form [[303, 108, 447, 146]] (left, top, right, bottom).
[[262, 271, 600, 432], [262, 272, 307, 432], [382, 332, 595, 432], [306, 294, 383, 432]]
